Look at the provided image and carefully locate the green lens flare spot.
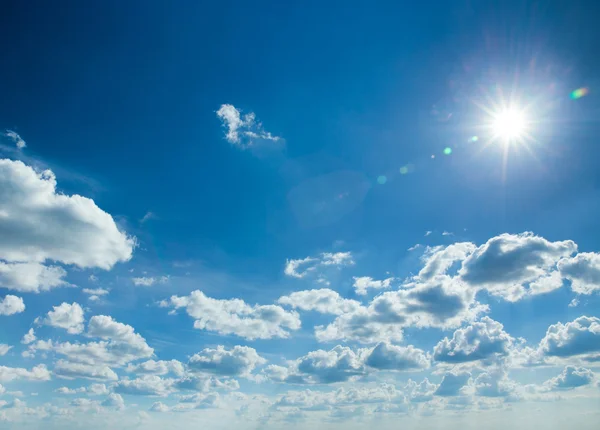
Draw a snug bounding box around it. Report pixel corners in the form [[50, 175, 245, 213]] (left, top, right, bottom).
[[443, 147, 452, 155]]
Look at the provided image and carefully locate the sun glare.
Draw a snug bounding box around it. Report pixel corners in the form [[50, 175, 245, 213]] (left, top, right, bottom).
[[491, 108, 527, 142]]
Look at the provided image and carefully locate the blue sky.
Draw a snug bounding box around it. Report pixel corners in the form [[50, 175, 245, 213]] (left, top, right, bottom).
[[1, 1, 600, 428]]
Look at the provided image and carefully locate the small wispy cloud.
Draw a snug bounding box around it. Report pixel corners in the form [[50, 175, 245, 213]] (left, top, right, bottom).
[[216, 104, 281, 149], [4, 130, 26, 149], [425, 231, 432, 236], [132, 276, 169, 287], [140, 211, 158, 224], [442, 231, 454, 236]]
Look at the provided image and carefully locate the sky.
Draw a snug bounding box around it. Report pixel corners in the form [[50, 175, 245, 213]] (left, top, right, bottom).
[[1, 0, 600, 428]]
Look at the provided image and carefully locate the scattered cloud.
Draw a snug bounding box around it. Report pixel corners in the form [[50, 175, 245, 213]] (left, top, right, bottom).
[[0, 262, 68, 293], [216, 104, 281, 149], [558, 252, 600, 294], [54, 360, 118, 381], [188, 345, 266, 377], [21, 328, 36, 345], [352, 277, 394, 295], [0, 364, 50, 382], [284, 252, 354, 279], [0, 295, 25, 316], [433, 317, 514, 363], [132, 276, 169, 287], [434, 371, 471, 396], [278, 289, 360, 315], [126, 360, 185, 377], [43, 302, 85, 334], [82, 288, 109, 296], [162, 290, 301, 340], [363, 342, 430, 371], [4, 130, 26, 149], [0, 344, 12, 356]]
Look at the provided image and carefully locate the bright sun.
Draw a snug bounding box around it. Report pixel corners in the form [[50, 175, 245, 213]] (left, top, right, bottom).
[[491, 109, 527, 141]]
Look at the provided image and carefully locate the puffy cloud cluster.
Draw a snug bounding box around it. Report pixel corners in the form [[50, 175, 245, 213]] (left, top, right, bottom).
[[162, 290, 301, 340], [126, 360, 185, 377], [0, 159, 135, 293], [188, 345, 266, 377], [0, 364, 50, 382], [539, 316, 600, 358], [545, 365, 595, 390], [458, 232, 576, 301], [43, 302, 85, 334], [216, 104, 280, 148], [265, 343, 428, 384], [316, 276, 485, 344], [558, 252, 600, 294], [131, 276, 168, 287], [4, 130, 26, 149], [433, 317, 514, 363]]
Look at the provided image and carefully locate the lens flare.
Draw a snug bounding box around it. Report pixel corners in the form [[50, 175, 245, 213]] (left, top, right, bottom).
[[570, 87, 589, 100]]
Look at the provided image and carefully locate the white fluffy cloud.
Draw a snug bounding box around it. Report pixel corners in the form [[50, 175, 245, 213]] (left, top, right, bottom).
[[126, 360, 185, 377], [150, 401, 169, 412], [0, 295, 24, 315], [277, 289, 360, 315], [54, 360, 118, 381], [433, 317, 514, 363], [162, 290, 301, 340], [558, 252, 600, 294], [82, 288, 109, 296], [44, 302, 85, 334], [545, 365, 595, 390], [363, 342, 430, 371], [188, 345, 266, 377], [216, 104, 280, 148], [0, 344, 12, 356], [417, 243, 476, 281], [0, 364, 50, 382], [114, 375, 173, 396], [539, 316, 600, 358], [0, 262, 68, 293], [352, 277, 394, 295], [21, 328, 36, 345], [290, 346, 365, 384], [434, 371, 471, 396], [0, 159, 135, 291], [56, 383, 109, 396], [459, 232, 576, 301], [102, 393, 125, 410], [316, 276, 485, 344]]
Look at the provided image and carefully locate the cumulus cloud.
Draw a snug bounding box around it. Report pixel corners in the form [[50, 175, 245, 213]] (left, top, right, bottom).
[[434, 371, 471, 397], [316, 276, 485, 344], [114, 375, 173, 396], [474, 369, 517, 397], [162, 290, 300, 340], [284, 252, 354, 279], [216, 104, 280, 148], [0, 262, 68, 293], [21, 328, 36, 345], [558, 252, 600, 294], [0, 364, 50, 382], [277, 289, 360, 315], [352, 277, 394, 295], [0, 160, 134, 291], [4, 130, 26, 149], [276, 346, 365, 384], [545, 365, 595, 390], [56, 383, 109, 396], [459, 232, 576, 301], [126, 360, 185, 377], [363, 342, 430, 371], [433, 317, 514, 363], [188, 345, 266, 377], [417, 243, 476, 281], [132, 276, 168, 287], [54, 360, 118, 381], [102, 393, 125, 410], [0, 295, 25, 315], [43, 302, 85, 334], [539, 316, 600, 358]]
